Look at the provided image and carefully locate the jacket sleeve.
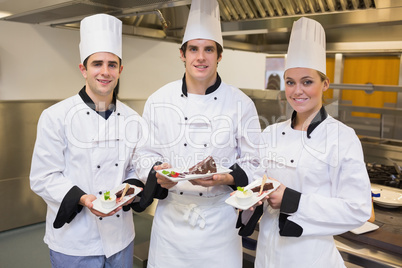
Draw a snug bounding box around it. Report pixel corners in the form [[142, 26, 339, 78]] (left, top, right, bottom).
[[30, 109, 80, 225], [280, 134, 372, 237]]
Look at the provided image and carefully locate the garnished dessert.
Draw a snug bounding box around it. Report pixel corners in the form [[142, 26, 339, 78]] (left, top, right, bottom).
[[188, 156, 217, 175], [115, 187, 135, 198], [235, 186, 253, 205], [100, 191, 116, 209]]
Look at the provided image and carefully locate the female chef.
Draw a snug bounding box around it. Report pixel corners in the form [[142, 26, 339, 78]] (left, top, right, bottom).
[[254, 17, 372, 267]]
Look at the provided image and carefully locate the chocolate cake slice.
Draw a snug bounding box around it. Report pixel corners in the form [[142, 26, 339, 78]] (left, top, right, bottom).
[[188, 156, 217, 175], [115, 187, 134, 198], [251, 182, 274, 193]]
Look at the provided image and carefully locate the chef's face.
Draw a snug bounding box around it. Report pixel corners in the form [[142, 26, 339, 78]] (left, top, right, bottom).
[[284, 67, 329, 118], [180, 39, 222, 85], [79, 52, 123, 101]]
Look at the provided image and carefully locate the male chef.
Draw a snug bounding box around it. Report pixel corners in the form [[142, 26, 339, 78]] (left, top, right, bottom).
[[134, 0, 262, 267], [30, 14, 144, 267]]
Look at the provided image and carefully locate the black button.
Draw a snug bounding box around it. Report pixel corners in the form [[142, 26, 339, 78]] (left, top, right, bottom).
[[99, 191, 102, 195], [184, 143, 187, 146], [180, 192, 183, 195], [282, 132, 285, 135], [204, 144, 207, 147], [290, 159, 294, 163], [116, 214, 120, 218], [99, 217, 103, 220], [115, 163, 118, 166], [87, 112, 90, 115], [214, 97, 217, 100], [97, 165, 101, 168], [117, 113, 121, 116], [199, 193, 203, 196], [181, 94, 184, 97], [185, 117, 188, 120]]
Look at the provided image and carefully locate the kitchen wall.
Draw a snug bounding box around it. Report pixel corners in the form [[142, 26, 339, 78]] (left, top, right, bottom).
[[0, 20, 267, 102]]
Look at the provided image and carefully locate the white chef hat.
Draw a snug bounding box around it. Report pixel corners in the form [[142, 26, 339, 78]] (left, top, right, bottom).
[[79, 14, 122, 63], [181, 0, 223, 47], [285, 17, 326, 74]]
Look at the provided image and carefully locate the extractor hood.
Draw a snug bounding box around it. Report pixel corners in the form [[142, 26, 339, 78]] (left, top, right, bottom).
[[1, 0, 402, 53]]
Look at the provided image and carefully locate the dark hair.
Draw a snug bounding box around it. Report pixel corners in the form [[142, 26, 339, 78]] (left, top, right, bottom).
[[180, 41, 223, 59]]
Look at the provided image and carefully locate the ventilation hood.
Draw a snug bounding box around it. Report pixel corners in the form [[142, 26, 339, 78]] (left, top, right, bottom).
[[1, 0, 402, 54]]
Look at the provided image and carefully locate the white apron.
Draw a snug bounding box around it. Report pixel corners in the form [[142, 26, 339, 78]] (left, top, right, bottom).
[[147, 193, 242, 268]]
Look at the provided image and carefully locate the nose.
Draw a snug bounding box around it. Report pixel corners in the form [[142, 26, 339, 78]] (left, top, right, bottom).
[[196, 50, 205, 61], [100, 64, 110, 76], [294, 83, 303, 94]]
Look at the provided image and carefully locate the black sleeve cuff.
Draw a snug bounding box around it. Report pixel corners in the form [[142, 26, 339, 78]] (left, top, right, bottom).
[[132, 162, 168, 213], [236, 204, 264, 237], [278, 213, 303, 237], [122, 178, 145, 212], [53, 186, 85, 229], [228, 163, 249, 190], [280, 187, 301, 214]]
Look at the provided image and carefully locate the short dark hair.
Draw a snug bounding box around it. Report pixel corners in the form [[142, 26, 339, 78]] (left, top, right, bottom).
[[180, 41, 223, 60]]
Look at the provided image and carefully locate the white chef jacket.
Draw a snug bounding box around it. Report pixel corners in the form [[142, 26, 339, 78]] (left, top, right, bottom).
[[255, 110, 372, 267], [135, 75, 262, 267], [30, 91, 143, 258]]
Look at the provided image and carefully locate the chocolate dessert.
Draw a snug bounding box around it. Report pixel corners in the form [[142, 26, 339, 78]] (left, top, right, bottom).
[[251, 182, 274, 193], [115, 187, 134, 198], [188, 156, 217, 175]]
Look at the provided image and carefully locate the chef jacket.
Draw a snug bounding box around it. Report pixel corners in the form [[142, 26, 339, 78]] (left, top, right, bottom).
[[135, 74, 262, 267], [30, 87, 144, 258], [253, 107, 372, 267]]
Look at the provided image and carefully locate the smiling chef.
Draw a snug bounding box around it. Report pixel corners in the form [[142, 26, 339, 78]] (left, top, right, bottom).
[[238, 17, 372, 267], [134, 0, 262, 267], [30, 14, 145, 267]]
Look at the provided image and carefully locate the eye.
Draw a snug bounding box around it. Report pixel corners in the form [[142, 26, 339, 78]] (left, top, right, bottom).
[[285, 80, 295, 86], [189, 47, 197, 52], [303, 80, 313, 85], [109, 63, 117, 68]]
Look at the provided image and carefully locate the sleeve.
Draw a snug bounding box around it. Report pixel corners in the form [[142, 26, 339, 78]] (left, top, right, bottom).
[[233, 100, 264, 184], [281, 133, 372, 237], [30, 109, 85, 228]]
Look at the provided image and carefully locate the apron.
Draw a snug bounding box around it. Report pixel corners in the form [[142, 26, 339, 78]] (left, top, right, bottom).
[[147, 193, 242, 268]]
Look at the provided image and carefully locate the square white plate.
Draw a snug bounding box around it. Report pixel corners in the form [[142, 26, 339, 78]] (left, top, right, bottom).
[[92, 184, 142, 214], [156, 165, 232, 182], [350, 221, 379, 235], [225, 177, 280, 210]]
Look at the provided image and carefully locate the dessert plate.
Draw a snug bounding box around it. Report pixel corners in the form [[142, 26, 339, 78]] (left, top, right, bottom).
[[156, 165, 232, 182], [225, 177, 280, 210], [92, 184, 142, 214], [350, 221, 379, 235], [371, 185, 402, 208]]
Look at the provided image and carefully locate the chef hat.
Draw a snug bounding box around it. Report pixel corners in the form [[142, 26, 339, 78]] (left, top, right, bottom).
[[79, 14, 122, 63], [285, 17, 326, 74], [181, 0, 223, 47]]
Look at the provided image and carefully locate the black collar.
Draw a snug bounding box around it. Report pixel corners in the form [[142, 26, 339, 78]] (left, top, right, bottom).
[[181, 73, 222, 97], [291, 106, 328, 138], [78, 86, 116, 119]]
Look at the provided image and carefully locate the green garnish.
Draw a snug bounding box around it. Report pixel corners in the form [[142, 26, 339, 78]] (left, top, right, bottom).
[[237, 186, 245, 192], [104, 191, 111, 201], [162, 170, 170, 175]]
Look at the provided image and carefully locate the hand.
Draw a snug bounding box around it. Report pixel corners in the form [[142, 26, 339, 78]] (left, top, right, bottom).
[[190, 173, 234, 187], [266, 181, 286, 209], [154, 163, 178, 189], [80, 194, 121, 217]]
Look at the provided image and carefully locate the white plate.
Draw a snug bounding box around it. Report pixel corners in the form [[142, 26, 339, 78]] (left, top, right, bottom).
[[350, 221, 379, 235], [371, 186, 402, 208], [92, 184, 142, 214], [225, 177, 280, 210], [156, 165, 232, 182]]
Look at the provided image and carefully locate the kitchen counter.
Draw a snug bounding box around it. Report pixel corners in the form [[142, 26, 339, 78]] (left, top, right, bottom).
[[336, 184, 402, 267]]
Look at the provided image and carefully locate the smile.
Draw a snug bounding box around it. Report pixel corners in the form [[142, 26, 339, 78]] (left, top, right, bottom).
[[97, 79, 111, 84]]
